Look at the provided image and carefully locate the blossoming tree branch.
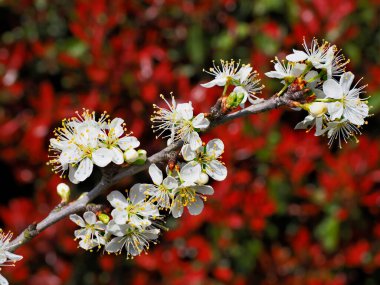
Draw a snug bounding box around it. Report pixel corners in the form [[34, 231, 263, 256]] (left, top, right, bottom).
[[0, 39, 370, 284]]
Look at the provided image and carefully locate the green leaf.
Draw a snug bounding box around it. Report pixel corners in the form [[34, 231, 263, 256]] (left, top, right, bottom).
[[59, 38, 88, 58], [368, 91, 380, 114], [186, 24, 204, 65], [315, 215, 340, 252]]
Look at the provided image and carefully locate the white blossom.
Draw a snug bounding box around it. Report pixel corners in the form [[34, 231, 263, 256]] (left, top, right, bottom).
[[171, 182, 214, 218], [294, 114, 325, 137], [177, 112, 210, 150], [201, 60, 252, 88], [107, 187, 160, 228], [323, 72, 369, 125], [140, 164, 178, 209], [151, 96, 209, 149], [286, 38, 331, 69], [105, 221, 160, 258], [233, 71, 264, 106], [319, 46, 349, 79], [151, 95, 181, 143], [70, 211, 106, 250], [265, 58, 306, 81], [325, 119, 361, 148], [170, 162, 214, 218], [99, 117, 140, 165], [181, 139, 227, 181], [0, 230, 23, 285], [49, 110, 141, 184]]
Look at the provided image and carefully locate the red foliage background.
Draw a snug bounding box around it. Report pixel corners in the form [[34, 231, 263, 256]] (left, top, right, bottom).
[[1, 0, 380, 284]]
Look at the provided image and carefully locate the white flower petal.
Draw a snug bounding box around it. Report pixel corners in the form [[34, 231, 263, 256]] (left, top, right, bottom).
[[192, 113, 210, 129], [235, 65, 252, 82], [111, 209, 128, 225], [129, 184, 145, 204], [196, 185, 214, 195], [0, 254, 6, 264], [344, 104, 368, 125], [109, 118, 124, 137], [187, 196, 204, 215], [83, 211, 97, 225], [110, 147, 124, 165], [163, 176, 178, 189], [118, 136, 140, 150], [149, 164, 163, 185], [126, 238, 144, 256], [294, 115, 315, 130], [105, 236, 125, 253], [200, 77, 227, 88], [314, 117, 327, 136], [327, 102, 344, 120], [264, 70, 285, 79], [206, 139, 224, 158], [290, 63, 306, 77], [176, 103, 193, 120], [171, 199, 184, 218], [0, 274, 9, 285], [181, 144, 197, 161], [286, 50, 308, 62], [189, 131, 202, 151], [323, 79, 343, 99], [68, 165, 79, 184], [70, 214, 86, 227], [180, 161, 201, 183], [339, 72, 355, 94], [107, 190, 128, 208], [74, 158, 93, 182], [74, 228, 87, 238], [106, 221, 126, 237], [314, 88, 326, 99], [4, 252, 22, 262], [92, 148, 113, 167], [305, 70, 318, 82], [206, 160, 227, 181], [139, 184, 157, 195]]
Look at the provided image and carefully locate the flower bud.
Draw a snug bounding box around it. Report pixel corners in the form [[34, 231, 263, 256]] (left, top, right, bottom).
[[124, 149, 139, 163], [309, 102, 327, 117], [98, 213, 110, 224], [236, 92, 245, 102], [56, 183, 70, 202], [226, 92, 237, 108], [134, 149, 147, 165], [196, 173, 209, 185]]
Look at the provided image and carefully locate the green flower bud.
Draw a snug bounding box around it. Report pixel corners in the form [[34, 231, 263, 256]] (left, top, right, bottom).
[[98, 213, 110, 224], [134, 149, 147, 165], [236, 92, 245, 102], [226, 92, 237, 108], [124, 149, 139, 163]]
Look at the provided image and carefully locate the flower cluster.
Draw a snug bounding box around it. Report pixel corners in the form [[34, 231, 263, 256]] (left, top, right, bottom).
[[70, 136, 227, 258], [140, 141, 224, 217], [0, 230, 23, 285], [266, 38, 370, 148], [48, 110, 145, 184], [201, 59, 264, 107], [70, 187, 161, 259], [151, 95, 210, 149]]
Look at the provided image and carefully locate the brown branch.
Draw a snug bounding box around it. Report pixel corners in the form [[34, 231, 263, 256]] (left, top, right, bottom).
[[6, 93, 288, 253]]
